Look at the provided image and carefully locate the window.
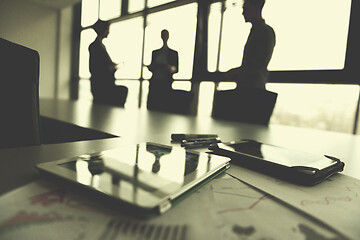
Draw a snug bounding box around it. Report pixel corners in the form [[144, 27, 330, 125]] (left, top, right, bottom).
[[264, 0, 352, 71], [99, 0, 121, 20], [76, 0, 359, 134], [208, 0, 352, 72], [103, 17, 144, 79], [208, 0, 251, 72], [128, 0, 145, 13], [81, 0, 99, 27], [79, 29, 97, 79], [267, 84, 359, 134], [207, 2, 222, 73], [147, 0, 176, 8]]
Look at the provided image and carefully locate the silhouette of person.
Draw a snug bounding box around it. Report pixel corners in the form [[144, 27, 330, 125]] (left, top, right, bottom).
[[89, 20, 128, 106], [146, 29, 179, 108], [224, 0, 276, 90]]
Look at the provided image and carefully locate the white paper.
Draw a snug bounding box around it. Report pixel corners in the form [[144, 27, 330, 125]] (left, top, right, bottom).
[[0, 179, 192, 240], [227, 165, 360, 239], [206, 176, 346, 240], [0, 173, 352, 240]]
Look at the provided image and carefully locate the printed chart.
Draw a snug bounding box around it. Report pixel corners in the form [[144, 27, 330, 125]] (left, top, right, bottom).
[[209, 177, 346, 240]]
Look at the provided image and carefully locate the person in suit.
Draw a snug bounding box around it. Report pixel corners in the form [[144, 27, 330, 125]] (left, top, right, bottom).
[[88, 20, 128, 106], [224, 0, 276, 90], [146, 29, 179, 108]]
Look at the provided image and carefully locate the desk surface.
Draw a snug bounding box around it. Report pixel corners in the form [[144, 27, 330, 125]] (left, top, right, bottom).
[[39, 98, 360, 180], [1, 98, 359, 239]]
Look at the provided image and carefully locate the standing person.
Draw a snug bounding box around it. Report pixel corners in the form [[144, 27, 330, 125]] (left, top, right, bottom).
[[89, 20, 128, 106], [224, 0, 276, 90], [146, 29, 179, 107]]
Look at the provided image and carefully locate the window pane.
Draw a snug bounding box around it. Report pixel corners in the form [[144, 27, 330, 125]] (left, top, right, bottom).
[[198, 81, 215, 116], [141, 80, 150, 109], [143, 3, 198, 80], [99, 0, 121, 20], [79, 29, 97, 78], [217, 82, 236, 91], [219, 0, 250, 71], [79, 79, 93, 100], [147, 0, 175, 8], [267, 83, 359, 134], [264, 0, 351, 71], [208, 2, 222, 72], [172, 81, 191, 91], [81, 0, 99, 27], [357, 109, 360, 135], [103, 17, 144, 79], [217, 0, 351, 71], [129, 0, 145, 13]]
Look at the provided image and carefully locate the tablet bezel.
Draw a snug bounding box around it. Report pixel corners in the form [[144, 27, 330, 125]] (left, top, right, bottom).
[[36, 142, 230, 213]]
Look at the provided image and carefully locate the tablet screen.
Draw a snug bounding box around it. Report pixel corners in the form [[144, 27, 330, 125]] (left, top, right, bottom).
[[45, 142, 229, 209]]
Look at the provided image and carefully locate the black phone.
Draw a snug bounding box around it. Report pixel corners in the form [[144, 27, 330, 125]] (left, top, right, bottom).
[[209, 140, 345, 186]]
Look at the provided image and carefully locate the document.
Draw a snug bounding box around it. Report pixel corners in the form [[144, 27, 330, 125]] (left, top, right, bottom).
[[0, 179, 196, 240], [0, 173, 352, 240], [206, 176, 346, 240], [227, 165, 360, 240]]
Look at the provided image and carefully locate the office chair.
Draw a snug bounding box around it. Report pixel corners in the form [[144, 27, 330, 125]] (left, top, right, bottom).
[[147, 89, 193, 115], [0, 38, 41, 148], [0, 38, 118, 148], [212, 87, 278, 125]]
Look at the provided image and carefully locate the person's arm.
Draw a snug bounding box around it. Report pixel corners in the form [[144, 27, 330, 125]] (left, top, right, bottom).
[[147, 51, 156, 73], [173, 51, 179, 73], [89, 40, 117, 75], [167, 50, 178, 74], [223, 66, 244, 81]]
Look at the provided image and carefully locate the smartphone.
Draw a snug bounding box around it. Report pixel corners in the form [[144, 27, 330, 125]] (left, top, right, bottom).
[[209, 140, 345, 185]]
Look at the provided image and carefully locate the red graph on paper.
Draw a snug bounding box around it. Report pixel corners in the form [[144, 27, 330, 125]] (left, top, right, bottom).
[[29, 190, 65, 207], [28, 189, 109, 214], [216, 195, 272, 214], [300, 196, 352, 206], [0, 211, 61, 229], [211, 185, 274, 215], [300, 182, 360, 206]]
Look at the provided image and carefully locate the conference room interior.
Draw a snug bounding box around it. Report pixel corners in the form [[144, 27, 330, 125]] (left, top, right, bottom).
[[1, 0, 359, 134], [2, 1, 360, 239]]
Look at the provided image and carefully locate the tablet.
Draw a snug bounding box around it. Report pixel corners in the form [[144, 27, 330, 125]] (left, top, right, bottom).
[[37, 142, 230, 214], [209, 140, 344, 186]]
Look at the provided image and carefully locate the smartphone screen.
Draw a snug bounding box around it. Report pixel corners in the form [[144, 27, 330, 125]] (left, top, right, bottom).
[[220, 141, 338, 170]]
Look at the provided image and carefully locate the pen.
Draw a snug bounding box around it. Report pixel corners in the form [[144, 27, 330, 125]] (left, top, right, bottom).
[[181, 137, 221, 144], [171, 134, 218, 142], [181, 138, 221, 149]]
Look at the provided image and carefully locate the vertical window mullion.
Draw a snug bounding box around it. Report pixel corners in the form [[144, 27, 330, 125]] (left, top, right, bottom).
[[216, 1, 225, 72]]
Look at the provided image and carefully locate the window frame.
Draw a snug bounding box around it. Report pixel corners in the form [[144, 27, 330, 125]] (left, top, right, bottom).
[[73, 0, 360, 133]]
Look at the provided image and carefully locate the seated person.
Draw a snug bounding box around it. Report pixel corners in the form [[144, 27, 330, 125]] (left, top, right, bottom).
[[88, 20, 128, 106]]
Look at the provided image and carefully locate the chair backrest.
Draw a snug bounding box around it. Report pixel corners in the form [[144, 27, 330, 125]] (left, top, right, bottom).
[[147, 89, 193, 115], [0, 38, 41, 148], [212, 88, 278, 125]]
